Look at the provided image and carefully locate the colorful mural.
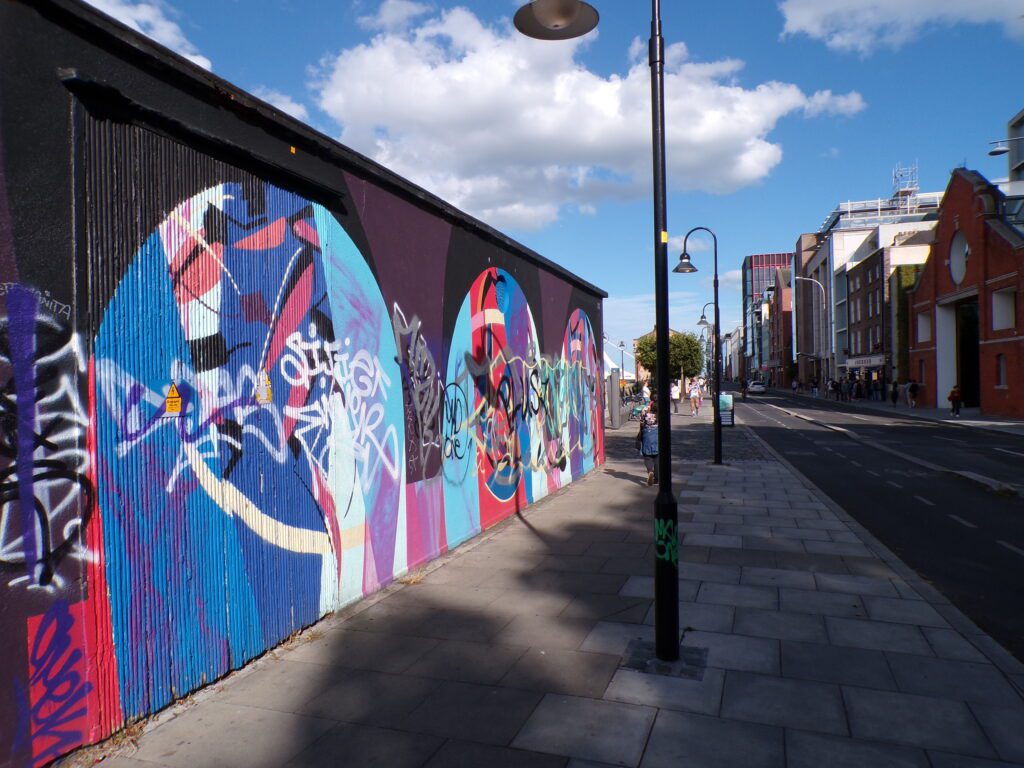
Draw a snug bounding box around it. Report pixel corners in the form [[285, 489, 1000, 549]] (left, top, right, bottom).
[[0, 128, 603, 765]]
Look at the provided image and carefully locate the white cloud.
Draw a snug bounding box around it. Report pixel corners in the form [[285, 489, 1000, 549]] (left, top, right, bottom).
[[313, 7, 865, 230], [84, 0, 212, 69], [720, 269, 744, 289], [603, 290, 705, 347], [780, 0, 1024, 54], [803, 89, 866, 118], [358, 0, 431, 31], [251, 87, 310, 122]]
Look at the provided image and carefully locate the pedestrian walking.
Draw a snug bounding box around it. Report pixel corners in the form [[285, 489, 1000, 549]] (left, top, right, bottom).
[[670, 381, 681, 414], [908, 379, 919, 408], [948, 384, 962, 417], [689, 379, 701, 416], [891, 381, 899, 407], [642, 380, 651, 402], [791, 377, 798, 395], [638, 400, 659, 485]]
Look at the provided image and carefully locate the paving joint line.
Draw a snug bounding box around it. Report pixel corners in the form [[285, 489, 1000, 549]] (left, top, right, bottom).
[[740, 411, 1024, 679]]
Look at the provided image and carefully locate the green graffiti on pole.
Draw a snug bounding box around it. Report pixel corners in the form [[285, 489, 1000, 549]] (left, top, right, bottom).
[[654, 518, 678, 567]]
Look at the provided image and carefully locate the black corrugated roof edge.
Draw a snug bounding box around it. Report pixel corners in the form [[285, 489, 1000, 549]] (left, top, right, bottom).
[[30, 0, 608, 299]]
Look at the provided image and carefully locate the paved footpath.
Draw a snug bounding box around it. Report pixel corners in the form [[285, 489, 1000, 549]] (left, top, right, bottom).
[[71, 411, 1024, 768]]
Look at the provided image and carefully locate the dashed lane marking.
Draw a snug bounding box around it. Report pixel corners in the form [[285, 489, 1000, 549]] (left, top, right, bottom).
[[914, 495, 935, 506], [994, 447, 1024, 459], [887, 481, 903, 489], [851, 461, 862, 467], [997, 540, 1024, 557], [948, 515, 977, 529]]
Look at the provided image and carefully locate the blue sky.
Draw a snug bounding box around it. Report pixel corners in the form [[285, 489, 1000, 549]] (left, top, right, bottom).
[[87, 0, 1023, 349]]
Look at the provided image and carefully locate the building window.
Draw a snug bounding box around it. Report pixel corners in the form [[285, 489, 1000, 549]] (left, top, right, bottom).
[[917, 312, 932, 343], [992, 288, 1016, 331], [996, 354, 1008, 387]]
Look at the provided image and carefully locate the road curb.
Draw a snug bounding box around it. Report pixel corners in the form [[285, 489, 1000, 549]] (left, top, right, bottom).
[[760, 401, 1019, 497], [783, 391, 1024, 439], [739, 418, 1024, 680]]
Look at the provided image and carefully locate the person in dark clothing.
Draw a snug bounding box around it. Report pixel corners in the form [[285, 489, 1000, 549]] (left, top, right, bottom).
[[908, 379, 919, 408], [891, 381, 899, 407], [948, 384, 962, 417]]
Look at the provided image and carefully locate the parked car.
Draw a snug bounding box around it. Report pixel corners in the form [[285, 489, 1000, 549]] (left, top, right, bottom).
[[747, 381, 767, 394]]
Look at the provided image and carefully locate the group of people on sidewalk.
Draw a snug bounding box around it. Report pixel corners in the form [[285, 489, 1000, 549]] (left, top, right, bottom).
[[635, 376, 710, 487]]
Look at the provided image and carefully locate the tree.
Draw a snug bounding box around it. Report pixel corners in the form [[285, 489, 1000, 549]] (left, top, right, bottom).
[[635, 331, 703, 386]]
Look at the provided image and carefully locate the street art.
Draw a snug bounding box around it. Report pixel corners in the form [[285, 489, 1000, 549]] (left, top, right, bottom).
[[0, 133, 602, 768]]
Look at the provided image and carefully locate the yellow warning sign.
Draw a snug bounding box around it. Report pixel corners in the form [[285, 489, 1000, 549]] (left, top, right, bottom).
[[255, 370, 273, 405], [165, 383, 182, 416], [660, 231, 669, 244]]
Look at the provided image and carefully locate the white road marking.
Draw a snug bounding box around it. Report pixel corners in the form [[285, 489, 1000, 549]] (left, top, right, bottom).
[[850, 414, 872, 421], [851, 460, 862, 467], [994, 447, 1024, 459], [887, 481, 903, 489], [997, 540, 1024, 557], [867, 470, 880, 477], [914, 495, 935, 506], [949, 515, 977, 529]]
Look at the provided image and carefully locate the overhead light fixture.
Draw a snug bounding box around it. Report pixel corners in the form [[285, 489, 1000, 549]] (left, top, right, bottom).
[[673, 252, 697, 274], [513, 0, 599, 40]]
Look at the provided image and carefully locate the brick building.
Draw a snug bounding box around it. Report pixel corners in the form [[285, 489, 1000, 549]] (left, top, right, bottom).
[[907, 168, 1024, 416]]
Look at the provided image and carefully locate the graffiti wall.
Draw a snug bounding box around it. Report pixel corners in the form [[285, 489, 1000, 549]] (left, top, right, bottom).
[[0, 4, 605, 765]]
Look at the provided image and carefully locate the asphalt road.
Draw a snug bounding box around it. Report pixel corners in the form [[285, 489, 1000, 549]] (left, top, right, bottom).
[[736, 392, 1024, 660]]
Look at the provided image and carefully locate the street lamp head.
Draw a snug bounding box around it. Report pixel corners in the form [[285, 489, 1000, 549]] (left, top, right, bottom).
[[618, 340, 625, 350], [673, 251, 698, 274], [696, 314, 709, 329], [988, 144, 1010, 157], [513, 0, 599, 40]]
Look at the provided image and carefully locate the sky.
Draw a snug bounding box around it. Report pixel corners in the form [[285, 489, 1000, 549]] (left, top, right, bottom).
[[84, 0, 1023, 349]]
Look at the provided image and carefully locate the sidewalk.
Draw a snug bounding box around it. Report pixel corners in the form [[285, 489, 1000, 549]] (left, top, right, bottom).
[[783, 388, 1024, 437], [73, 411, 1024, 768]]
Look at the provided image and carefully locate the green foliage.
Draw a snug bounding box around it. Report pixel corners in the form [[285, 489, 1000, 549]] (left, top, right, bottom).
[[635, 331, 703, 384]]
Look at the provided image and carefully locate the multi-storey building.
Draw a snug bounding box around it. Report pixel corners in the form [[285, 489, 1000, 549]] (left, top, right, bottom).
[[907, 165, 1024, 416], [767, 269, 793, 387], [796, 165, 942, 384], [742, 252, 792, 379]]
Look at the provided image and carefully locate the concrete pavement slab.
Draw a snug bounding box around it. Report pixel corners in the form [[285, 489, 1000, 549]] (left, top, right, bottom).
[[401, 639, 529, 685], [733, 608, 828, 643], [285, 723, 444, 768], [500, 647, 621, 698], [560, 594, 652, 623], [581, 621, 656, 656], [129, 702, 335, 768], [863, 596, 951, 628], [604, 668, 725, 716], [499, 614, 600, 650], [923, 627, 991, 663], [927, 753, 1024, 768], [424, 741, 568, 767], [708, 547, 778, 568], [740, 566, 815, 590], [969, 703, 1024, 763], [682, 629, 779, 675], [697, 582, 779, 610], [638, 709, 784, 768], [887, 653, 1024, 706], [779, 588, 867, 618], [826, 616, 934, 655], [512, 694, 656, 767], [781, 640, 896, 689], [785, 730, 929, 768], [646, 601, 735, 633], [679, 562, 741, 584], [402, 680, 543, 746], [843, 687, 996, 757], [278, 628, 440, 673], [721, 671, 847, 735], [300, 669, 442, 727], [218, 659, 342, 713], [813, 572, 900, 598]]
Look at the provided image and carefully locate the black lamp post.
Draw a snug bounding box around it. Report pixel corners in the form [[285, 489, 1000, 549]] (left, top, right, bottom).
[[515, 0, 679, 662], [678, 228, 721, 465]]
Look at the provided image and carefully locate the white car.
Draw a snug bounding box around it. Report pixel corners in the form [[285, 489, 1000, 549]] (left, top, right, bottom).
[[747, 381, 766, 394]]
